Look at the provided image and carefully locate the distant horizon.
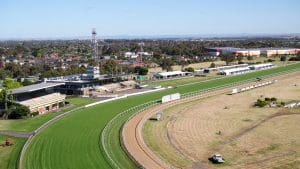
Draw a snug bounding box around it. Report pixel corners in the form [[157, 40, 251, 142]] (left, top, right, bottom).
[[1, 0, 300, 40], [1, 32, 300, 41]]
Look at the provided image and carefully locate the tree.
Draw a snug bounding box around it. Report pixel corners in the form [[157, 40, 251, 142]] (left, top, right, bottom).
[[0, 69, 10, 80], [3, 78, 22, 89], [103, 59, 117, 74], [280, 56, 287, 62], [8, 104, 30, 119], [184, 67, 194, 72], [179, 60, 189, 71], [247, 56, 254, 61], [134, 66, 148, 75], [160, 58, 173, 72], [22, 79, 33, 86], [209, 62, 216, 68], [221, 54, 236, 65]]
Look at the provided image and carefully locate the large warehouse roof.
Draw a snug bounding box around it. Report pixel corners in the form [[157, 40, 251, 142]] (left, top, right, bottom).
[[9, 82, 65, 94]]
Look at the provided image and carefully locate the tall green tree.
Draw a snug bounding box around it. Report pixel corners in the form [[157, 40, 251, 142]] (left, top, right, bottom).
[[221, 53, 236, 65], [3, 78, 22, 89], [160, 58, 174, 72]]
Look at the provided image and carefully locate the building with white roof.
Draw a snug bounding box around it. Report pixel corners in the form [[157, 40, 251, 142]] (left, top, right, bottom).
[[220, 67, 251, 76], [18, 93, 66, 114], [154, 71, 192, 79], [206, 47, 300, 57]]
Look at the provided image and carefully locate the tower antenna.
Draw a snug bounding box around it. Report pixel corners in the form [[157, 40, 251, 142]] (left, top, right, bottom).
[[91, 28, 98, 62]]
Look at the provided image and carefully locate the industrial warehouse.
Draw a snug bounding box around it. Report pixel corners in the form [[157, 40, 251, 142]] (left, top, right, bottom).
[[206, 47, 300, 57]]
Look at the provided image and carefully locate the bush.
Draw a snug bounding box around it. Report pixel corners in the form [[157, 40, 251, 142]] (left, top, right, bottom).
[[270, 97, 277, 102], [247, 56, 254, 60], [265, 97, 271, 102], [209, 62, 216, 68], [267, 59, 275, 62], [30, 111, 39, 117], [255, 99, 268, 107], [134, 66, 148, 75], [8, 105, 30, 119], [280, 56, 287, 62], [238, 61, 245, 64], [289, 56, 300, 61], [184, 67, 194, 72]]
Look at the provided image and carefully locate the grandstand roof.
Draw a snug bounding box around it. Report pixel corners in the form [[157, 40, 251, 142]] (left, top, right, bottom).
[[18, 93, 66, 109], [9, 82, 64, 94]]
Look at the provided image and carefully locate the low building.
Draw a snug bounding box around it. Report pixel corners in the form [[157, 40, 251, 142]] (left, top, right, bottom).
[[18, 93, 66, 114], [154, 71, 192, 79], [206, 47, 300, 57], [220, 67, 251, 76], [9, 82, 67, 115], [248, 63, 274, 70], [220, 63, 274, 76]]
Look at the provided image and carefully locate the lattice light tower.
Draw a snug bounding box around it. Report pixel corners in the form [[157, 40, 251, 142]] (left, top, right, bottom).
[[91, 28, 98, 62]]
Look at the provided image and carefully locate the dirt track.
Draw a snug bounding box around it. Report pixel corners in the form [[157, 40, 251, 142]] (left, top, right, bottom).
[[121, 77, 282, 168]]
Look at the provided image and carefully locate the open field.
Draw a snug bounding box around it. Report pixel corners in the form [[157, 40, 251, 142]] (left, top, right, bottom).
[[0, 135, 25, 169], [0, 97, 96, 132], [145, 75, 217, 87], [22, 62, 300, 169], [144, 72, 300, 169]]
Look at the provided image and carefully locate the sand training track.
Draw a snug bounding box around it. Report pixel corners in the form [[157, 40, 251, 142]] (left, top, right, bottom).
[[121, 72, 295, 169]]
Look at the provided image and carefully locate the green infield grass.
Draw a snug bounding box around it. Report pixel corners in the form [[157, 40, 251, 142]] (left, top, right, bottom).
[[0, 135, 25, 169], [0, 97, 96, 132]]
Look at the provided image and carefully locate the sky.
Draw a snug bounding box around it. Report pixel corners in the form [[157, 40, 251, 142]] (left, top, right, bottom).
[[0, 0, 300, 39]]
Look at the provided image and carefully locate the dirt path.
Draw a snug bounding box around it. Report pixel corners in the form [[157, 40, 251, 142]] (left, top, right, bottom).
[[0, 130, 33, 138]]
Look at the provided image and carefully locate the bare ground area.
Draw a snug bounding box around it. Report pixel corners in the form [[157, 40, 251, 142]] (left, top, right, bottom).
[[144, 72, 300, 169]]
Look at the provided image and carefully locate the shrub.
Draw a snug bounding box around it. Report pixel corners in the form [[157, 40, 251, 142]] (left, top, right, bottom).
[[209, 62, 216, 68], [247, 56, 254, 60], [265, 97, 271, 102], [8, 105, 30, 119], [255, 99, 268, 107], [288, 56, 300, 61], [280, 56, 287, 62], [30, 111, 39, 117], [270, 97, 277, 102], [184, 67, 194, 72]]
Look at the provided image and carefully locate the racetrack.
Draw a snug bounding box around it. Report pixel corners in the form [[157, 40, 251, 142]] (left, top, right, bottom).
[[21, 63, 300, 169]]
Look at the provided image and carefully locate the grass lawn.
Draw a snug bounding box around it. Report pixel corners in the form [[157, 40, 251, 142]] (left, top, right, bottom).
[[0, 135, 25, 169], [0, 97, 96, 132], [145, 75, 217, 87], [22, 63, 300, 169]]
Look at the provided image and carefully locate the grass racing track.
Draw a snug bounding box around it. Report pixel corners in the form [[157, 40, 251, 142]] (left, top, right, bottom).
[[22, 63, 300, 169]]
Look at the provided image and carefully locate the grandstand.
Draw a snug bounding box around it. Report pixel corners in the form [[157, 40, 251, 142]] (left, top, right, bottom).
[[18, 93, 66, 114]]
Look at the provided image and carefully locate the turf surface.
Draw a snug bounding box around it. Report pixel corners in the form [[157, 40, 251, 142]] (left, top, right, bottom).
[[23, 63, 300, 169], [0, 97, 96, 132], [0, 135, 25, 169]]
